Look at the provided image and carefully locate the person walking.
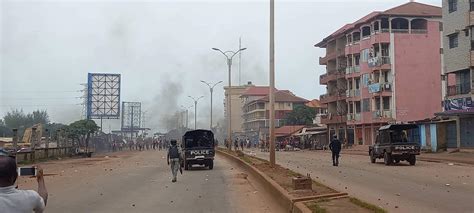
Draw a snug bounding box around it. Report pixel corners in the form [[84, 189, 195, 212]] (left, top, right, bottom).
[[167, 140, 181, 182], [329, 135, 342, 166]]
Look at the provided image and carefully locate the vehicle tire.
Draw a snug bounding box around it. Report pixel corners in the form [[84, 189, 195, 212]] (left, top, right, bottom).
[[394, 159, 400, 164], [408, 155, 416, 165], [208, 160, 214, 170], [370, 151, 376, 163], [384, 152, 392, 165]]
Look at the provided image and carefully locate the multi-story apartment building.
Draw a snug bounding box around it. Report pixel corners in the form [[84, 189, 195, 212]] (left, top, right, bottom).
[[316, 2, 443, 145], [241, 88, 307, 140], [223, 82, 255, 136], [440, 0, 474, 148]]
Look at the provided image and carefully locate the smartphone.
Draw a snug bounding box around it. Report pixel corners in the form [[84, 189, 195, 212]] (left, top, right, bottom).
[[18, 167, 37, 177]]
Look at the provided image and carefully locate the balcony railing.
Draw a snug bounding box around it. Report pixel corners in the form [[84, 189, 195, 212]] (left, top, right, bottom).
[[411, 29, 427, 34], [368, 56, 390, 68], [392, 29, 409, 33], [447, 83, 471, 96], [353, 66, 360, 73], [373, 110, 392, 119]]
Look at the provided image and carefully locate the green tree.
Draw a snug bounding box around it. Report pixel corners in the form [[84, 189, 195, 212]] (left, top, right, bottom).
[[285, 105, 316, 125], [66, 120, 99, 152]]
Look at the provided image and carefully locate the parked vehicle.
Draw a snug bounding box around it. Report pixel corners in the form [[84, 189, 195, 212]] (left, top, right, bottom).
[[181, 130, 215, 170], [369, 124, 420, 166]]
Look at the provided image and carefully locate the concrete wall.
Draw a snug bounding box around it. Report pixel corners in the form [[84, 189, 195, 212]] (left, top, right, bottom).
[[442, 0, 471, 73], [394, 20, 442, 122], [16, 147, 73, 163]]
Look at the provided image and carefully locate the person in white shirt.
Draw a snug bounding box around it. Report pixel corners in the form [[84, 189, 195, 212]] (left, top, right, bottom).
[[0, 156, 48, 213]]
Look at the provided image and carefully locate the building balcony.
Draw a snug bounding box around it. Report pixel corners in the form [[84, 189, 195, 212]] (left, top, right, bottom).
[[319, 51, 337, 65], [347, 113, 362, 125], [368, 56, 391, 69], [321, 114, 347, 125], [346, 89, 361, 101], [345, 43, 360, 55], [368, 82, 392, 95], [320, 71, 344, 85], [372, 110, 393, 123], [447, 83, 471, 96], [320, 92, 345, 104], [345, 66, 360, 75], [369, 32, 390, 44]]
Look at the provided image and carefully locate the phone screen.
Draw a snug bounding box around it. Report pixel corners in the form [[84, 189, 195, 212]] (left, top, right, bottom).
[[18, 167, 36, 176]]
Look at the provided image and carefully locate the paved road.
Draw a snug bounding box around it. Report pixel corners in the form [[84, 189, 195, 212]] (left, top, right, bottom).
[[17, 150, 282, 213], [251, 149, 474, 213]]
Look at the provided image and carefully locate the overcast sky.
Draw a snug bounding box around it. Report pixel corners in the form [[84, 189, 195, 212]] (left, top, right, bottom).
[[0, 0, 440, 132]]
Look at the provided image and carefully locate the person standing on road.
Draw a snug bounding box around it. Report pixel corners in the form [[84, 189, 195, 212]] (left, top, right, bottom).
[[0, 156, 48, 213], [329, 135, 342, 166], [167, 140, 181, 183]]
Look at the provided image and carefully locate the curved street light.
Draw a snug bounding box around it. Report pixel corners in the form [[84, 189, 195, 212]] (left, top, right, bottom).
[[212, 47, 247, 150], [201, 80, 223, 130], [188, 95, 204, 130]]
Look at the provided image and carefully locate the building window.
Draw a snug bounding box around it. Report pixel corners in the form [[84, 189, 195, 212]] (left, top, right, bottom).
[[471, 0, 474, 11], [449, 0, 457, 13], [448, 34, 459, 49], [383, 97, 390, 110], [362, 98, 370, 112]]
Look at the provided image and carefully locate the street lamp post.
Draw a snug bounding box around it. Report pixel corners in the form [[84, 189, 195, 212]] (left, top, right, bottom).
[[269, 0, 276, 167], [188, 96, 204, 130], [201, 80, 223, 130], [212, 47, 247, 150]]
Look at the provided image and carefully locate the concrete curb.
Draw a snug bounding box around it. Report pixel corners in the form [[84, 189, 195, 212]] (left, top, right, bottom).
[[217, 149, 347, 213], [217, 150, 294, 212]]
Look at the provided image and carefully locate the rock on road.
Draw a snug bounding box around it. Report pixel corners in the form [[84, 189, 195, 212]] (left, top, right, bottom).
[[253, 149, 474, 213], [16, 150, 283, 213]]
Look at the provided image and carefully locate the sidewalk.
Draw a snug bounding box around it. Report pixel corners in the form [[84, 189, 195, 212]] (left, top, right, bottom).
[[341, 145, 474, 165]]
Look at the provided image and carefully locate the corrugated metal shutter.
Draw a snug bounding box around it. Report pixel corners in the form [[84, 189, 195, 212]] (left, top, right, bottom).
[[460, 117, 474, 148], [446, 122, 457, 148]]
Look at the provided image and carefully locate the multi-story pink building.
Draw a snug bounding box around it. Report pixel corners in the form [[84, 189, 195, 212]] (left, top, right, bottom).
[[316, 2, 443, 145]]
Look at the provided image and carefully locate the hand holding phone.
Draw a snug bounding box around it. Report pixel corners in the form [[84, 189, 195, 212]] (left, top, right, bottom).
[[18, 167, 37, 177]]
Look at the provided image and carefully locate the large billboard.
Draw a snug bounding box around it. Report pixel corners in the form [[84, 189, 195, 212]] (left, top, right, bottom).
[[121, 102, 141, 130], [87, 73, 121, 119]]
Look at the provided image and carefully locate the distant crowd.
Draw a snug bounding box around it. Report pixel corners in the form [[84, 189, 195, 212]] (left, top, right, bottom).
[[109, 139, 171, 152]]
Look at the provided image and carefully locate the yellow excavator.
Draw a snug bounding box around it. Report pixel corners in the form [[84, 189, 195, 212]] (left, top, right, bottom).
[[3, 124, 43, 151]]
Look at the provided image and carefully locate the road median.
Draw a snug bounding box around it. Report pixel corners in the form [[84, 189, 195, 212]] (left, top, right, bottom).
[[217, 148, 386, 213]]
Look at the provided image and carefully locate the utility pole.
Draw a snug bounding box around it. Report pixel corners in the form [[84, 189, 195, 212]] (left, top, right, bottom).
[[269, 0, 276, 167], [201, 80, 223, 130], [188, 96, 204, 130], [130, 107, 134, 140], [212, 47, 247, 150]]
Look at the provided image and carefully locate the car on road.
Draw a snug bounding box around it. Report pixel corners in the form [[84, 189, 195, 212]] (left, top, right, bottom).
[[369, 124, 420, 166], [181, 129, 215, 170]]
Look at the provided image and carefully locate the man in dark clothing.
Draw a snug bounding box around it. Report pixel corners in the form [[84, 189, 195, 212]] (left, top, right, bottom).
[[329, 135, 342, 166], [167, 140, 181, 182]]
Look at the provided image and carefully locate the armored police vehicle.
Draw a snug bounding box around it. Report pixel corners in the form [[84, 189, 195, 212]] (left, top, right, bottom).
[[181, 129, 215, 170]]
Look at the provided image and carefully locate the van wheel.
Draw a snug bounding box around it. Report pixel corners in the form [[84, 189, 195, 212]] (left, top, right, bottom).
[[384, 152, 392, 165], [408, 155, 416, 165], [370, 151, 376, 163], [208, 160, 214, 170]]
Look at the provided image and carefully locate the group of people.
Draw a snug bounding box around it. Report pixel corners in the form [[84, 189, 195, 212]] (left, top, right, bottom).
[[109, 138, 171, 152], [224, 138, 256, 151]]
